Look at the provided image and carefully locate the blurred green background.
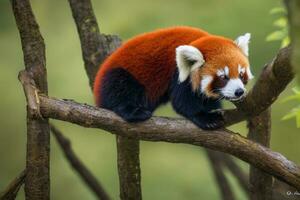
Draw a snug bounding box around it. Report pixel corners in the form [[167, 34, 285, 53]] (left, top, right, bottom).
[[0, 0, 299, 199]]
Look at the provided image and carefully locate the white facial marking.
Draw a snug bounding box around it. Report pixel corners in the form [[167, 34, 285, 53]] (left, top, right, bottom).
[[221, 78, 245, 99], [217, 66, 230, 77], [176, 45, 205, 82], [246, 67, 254, 79], [235, 33, 251, 56], [224, 66, 229, 76], [238, 65, 246, 74], [201, 75, 213, 92]]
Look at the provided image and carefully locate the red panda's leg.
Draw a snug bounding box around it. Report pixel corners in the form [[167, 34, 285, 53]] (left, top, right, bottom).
[[114, 104, 152, 122], [170, 73, 224, 130], [98, 68, 152, 122]]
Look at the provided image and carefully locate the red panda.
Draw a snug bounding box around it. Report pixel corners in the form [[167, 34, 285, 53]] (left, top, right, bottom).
[[93, 26, 253, 130]]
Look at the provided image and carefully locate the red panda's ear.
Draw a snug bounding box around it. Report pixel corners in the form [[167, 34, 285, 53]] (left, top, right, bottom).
[[176, 45, 205, 82], [234, 33, 251, 56]]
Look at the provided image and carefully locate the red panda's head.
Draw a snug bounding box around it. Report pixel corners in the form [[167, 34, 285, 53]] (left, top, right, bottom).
[[176, 33, 254, 101]]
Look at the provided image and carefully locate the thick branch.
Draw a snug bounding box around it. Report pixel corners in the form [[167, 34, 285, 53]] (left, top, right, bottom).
[[0, 170, 26, 200], [248, 109, 273, 200], [206, 150, 235, 200], [11, 0, 50, 199], [39, 95, 300, 190], [224, 46, 293, 125], [50, 125, 110, 200]]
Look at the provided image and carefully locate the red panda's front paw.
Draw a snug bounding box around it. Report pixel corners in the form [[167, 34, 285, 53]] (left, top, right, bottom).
[[201, 120, 224, 130], [206, 111, 225, 130], [191, 111, 225, 130]]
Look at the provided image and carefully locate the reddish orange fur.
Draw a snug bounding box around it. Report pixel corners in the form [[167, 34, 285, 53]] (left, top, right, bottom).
[[191, 37, 249, 78], [94, 26, 249, 104]]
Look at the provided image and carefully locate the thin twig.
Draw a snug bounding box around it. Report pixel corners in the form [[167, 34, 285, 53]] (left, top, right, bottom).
[[0, 170, 26, 200], [206, 150, 236, 200], [50, 124, 110, 200], [221, 155, 249, 194]]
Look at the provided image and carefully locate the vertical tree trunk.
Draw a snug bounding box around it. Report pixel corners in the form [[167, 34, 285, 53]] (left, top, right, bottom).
[[117, 137, 142, 200], [11, 0, 50, 199], [67, 1, 142, 199], [247, 109, 273, 200]]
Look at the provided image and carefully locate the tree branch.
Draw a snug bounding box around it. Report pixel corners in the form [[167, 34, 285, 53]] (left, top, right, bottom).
[[50, 125, 110, 200], [206, 150, 236, 200], [38, 94, 300, 190], [67, 0, 121, 88], [0, 170, 26, 200], [11, 0, 50, 199]]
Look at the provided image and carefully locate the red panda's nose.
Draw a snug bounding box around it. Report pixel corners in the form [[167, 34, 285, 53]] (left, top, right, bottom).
[[234, 88, 244, 97]]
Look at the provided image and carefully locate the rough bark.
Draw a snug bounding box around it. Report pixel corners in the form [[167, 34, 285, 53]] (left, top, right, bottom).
[[38, 95, 300, 190], [206, 150, 236, 200], [116, 137, 142, 200], [11, 0, 50, 199], [248, 109, 273, 200], [0, 170, 26, 200], [50, 125, 110, 200], [67, 1, 141, 199]]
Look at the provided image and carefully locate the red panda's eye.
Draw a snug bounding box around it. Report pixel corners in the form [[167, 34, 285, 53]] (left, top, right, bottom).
[[220, 75, 229, 80], [239, 73, 248, 84]]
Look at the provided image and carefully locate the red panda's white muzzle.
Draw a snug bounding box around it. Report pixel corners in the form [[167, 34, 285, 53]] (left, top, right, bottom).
[[221, 78, 246, 101]]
